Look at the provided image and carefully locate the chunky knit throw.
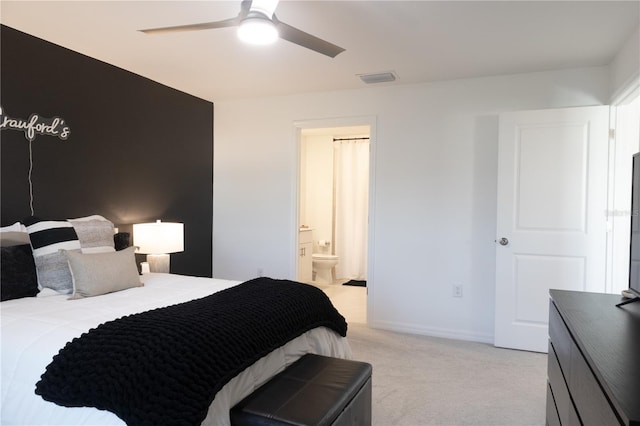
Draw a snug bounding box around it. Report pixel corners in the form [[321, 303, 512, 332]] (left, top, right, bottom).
[[35, 277, 348, 426]]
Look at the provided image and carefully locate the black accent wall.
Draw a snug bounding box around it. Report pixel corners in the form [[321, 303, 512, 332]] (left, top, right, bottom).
[[0, 25, 214, 277]]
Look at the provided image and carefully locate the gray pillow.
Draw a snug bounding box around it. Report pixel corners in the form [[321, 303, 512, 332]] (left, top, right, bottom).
[[68, 215, 115, 253], [66, 246, 142, 299]]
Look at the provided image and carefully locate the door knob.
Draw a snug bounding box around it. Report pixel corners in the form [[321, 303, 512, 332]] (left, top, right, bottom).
[[498, 237, 509, 246]]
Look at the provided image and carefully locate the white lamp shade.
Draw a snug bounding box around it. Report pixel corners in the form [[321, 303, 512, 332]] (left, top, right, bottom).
[[133, 221, 184, 254]]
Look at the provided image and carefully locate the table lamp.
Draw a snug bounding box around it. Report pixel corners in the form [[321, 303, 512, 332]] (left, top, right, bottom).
[[133, 220, 184, 273]]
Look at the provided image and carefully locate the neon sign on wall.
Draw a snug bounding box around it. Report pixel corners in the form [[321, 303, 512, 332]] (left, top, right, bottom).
[[0, 106, 71, 141]]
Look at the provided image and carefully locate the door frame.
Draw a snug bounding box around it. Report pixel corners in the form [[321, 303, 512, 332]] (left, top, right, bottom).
[[292, 115, 377, 323], [606, 84, 640, 295]]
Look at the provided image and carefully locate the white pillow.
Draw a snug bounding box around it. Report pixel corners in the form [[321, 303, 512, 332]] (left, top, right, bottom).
[[1, 222, 27, 232], [66, 246, 142, 299], [0, 222, 30, 247]]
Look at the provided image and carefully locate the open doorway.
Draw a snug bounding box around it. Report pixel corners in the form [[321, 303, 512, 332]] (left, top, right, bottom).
[[294, 118, 375, 324]]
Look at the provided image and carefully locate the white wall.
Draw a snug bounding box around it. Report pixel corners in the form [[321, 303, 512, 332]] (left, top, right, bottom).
[[213, 66, 609, 343], [301, 134, 334, 252], [610, 27, 640, 102]]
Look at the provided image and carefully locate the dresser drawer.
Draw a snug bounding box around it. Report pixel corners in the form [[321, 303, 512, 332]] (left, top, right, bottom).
[[549, 301, 572, 378], [548, 341, 580, 426], [549, 300, 620, 425], [570, 346, 621, 425], [546, 382, 561, 426]]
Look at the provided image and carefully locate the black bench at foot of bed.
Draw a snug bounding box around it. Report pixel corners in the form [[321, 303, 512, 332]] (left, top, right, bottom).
[[230, 354, 372, 426]]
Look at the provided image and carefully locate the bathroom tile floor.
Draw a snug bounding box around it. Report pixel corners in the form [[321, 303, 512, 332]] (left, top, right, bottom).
[[306, 279, 367, 324]]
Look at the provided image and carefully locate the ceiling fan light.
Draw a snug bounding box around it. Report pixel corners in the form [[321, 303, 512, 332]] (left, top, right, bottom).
[[237, 17, 278, 45]]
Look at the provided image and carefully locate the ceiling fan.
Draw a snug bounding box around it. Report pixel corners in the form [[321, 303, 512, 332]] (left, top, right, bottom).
[[139, 0, 345, 58]]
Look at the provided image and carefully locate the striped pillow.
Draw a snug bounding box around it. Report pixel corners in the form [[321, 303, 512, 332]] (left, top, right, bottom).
[[24, 217, 81, 294]]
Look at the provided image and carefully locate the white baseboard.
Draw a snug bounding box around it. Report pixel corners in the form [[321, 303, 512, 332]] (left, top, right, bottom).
[[369, 319, 494, 345]]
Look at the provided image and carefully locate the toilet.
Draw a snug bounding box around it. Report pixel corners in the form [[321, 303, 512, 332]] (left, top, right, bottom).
[[312, 253, 339, 284]]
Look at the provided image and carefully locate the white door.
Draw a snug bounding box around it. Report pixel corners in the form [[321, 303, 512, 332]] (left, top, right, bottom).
[[494, 106, 609, 352]]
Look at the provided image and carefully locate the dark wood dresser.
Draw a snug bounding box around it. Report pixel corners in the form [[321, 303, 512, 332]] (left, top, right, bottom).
[[547, 290, 640, 426]]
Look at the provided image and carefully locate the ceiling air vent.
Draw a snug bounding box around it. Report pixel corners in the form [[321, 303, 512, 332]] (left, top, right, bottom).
[[358, 71, 397, 85]]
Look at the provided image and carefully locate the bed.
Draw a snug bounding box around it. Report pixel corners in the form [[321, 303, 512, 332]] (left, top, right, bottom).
[[1, 217, 352, 425]]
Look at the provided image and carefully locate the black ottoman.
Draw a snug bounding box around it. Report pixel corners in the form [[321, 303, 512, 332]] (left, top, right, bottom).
[[230, 354, 372, 426]]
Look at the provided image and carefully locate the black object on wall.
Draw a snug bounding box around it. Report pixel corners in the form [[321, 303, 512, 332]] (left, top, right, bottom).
[[0, 25, 213, 277]]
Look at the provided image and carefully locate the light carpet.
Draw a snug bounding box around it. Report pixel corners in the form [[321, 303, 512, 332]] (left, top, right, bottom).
[[346, 323, 547, 426], [311, 281, 547, 425]]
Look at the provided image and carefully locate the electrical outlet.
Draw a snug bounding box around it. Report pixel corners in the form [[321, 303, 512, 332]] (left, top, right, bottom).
[[453, 283, 463, 298]]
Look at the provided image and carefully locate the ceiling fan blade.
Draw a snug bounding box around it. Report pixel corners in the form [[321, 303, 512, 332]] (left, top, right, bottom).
[[139, 17, 240, 35], [274, 18, 345, 58]]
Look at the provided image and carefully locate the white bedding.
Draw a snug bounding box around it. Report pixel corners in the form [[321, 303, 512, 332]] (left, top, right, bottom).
[[1, 273, 352, 425]]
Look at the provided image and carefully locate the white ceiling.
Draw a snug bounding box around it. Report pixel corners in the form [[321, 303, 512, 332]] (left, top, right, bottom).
[[1, 1, 638, 102]]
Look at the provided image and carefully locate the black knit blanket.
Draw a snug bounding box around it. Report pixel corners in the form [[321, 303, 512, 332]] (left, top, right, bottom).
[[35, 277, 347, 426]]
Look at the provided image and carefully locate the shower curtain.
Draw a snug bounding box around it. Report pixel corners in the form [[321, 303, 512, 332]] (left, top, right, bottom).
[[333, 138, 369, 281]]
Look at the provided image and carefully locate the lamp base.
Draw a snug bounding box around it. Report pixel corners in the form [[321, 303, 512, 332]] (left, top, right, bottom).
[[147, 254, 170, 273]]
